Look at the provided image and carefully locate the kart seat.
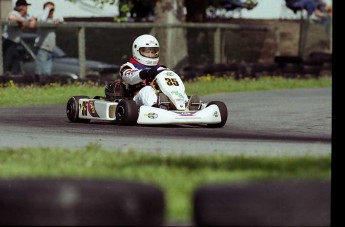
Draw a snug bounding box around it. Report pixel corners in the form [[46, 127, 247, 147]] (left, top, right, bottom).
[[105, 79, 130, 101]]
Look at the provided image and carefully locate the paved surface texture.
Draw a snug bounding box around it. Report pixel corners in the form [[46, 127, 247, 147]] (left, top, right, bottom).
[[0, 87, 331, 156]]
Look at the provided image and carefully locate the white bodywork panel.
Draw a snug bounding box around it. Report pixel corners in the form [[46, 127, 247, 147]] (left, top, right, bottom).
[[137, 104, 222, 125], [155, 71, 189, 111], [78, 99, 118, 121]]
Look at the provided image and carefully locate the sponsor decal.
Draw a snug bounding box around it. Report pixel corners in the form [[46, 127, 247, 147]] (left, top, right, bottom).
[[88, 101, 100, 118], [176, 112, 200, 120], [124, 69, 138, 76], [171, 90, 184, 99], [213, 111, 219, 117], [176, 116, 201, 120], [165, 71, 174, 77], [82, 101, 88, 116], [179, 112, 195, 116], [144, 112, 158, 119]]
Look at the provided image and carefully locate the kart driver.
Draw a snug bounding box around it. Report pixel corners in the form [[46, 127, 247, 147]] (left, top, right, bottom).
[[110, 34, 167, 107]]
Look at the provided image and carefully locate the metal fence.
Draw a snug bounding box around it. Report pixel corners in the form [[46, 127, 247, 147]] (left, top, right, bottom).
[[1, 21, 282, 78]]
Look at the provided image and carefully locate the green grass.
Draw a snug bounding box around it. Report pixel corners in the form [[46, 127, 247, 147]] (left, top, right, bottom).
[[0, 76, 332, 107], [187, 75, 332, 96], [0, 145, 331, 222]]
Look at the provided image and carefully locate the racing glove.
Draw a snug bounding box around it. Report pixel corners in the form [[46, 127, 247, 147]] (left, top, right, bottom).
[[139, 68, 158, 81]]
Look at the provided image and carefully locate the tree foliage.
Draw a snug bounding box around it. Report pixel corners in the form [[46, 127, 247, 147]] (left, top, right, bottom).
[[68, 0, 259, 22]]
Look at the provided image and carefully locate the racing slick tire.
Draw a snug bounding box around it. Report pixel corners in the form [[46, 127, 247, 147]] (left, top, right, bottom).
[[0, 179, 165, 226], [116, 100, 139, 125], [206, 101, 228, 128], [66, 96, 91, 123], [193, 181, 330, 226]]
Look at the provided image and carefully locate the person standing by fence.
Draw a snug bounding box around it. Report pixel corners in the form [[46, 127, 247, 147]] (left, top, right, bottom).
[[34, 1, 64, 84], [1, 0, 36, 75]]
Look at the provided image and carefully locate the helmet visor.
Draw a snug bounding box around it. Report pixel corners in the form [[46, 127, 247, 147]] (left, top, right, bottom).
[[139, 47, 159, 58]]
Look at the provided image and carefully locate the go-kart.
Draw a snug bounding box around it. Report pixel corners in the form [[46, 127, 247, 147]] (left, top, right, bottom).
[[66, 69, 228, 127]]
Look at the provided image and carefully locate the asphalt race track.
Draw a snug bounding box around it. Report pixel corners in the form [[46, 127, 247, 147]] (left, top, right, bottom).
[[0, 87, 331, 156]]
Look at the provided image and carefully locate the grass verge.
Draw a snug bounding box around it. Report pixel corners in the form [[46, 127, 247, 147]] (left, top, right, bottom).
[[0, 76, 332, 107], [0, 145, 331, 222]]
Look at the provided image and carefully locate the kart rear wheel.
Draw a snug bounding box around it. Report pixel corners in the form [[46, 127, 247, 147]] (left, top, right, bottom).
[[66, 96, 91, 123], [116, 100, 138, 125], [206, 101, 228, 128]]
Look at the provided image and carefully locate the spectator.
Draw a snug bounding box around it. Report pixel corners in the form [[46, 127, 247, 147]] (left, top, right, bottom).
[[34, 1, 64, 84], [285, 0, 327, 17], [1, 0, 36, 75], [313, 1, 329, 20]]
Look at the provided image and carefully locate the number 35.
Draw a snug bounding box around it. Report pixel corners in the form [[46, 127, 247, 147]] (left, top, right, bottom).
[[165, 78, 179, 86]]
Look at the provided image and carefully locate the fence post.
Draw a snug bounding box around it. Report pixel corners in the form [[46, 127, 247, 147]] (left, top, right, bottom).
[[165, 25, 172, 69], [328, 16, 332, 52], [214, 27, 221, 64], [275, 28, 281, 56], [0, 23, 3, 75], [298, 14, 309, 57], [78, 26, 86, 79]]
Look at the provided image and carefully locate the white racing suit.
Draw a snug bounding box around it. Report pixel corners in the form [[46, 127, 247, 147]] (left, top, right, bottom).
[[120, 58, 167, 107]]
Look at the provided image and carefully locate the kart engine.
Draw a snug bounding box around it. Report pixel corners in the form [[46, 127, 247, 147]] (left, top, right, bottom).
[[105, 80, 125, 101]]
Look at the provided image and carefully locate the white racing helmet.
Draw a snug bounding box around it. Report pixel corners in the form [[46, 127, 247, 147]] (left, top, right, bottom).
[[132, 34, 159, 66]]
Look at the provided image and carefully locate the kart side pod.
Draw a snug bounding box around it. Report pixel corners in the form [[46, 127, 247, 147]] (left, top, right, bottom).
[[66, 96, 138, 126]]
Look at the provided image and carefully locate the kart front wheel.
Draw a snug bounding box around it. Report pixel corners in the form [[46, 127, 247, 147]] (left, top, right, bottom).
[[66, 96, 91, 123], [116, 100, 139, 125], [206, 101, 228, 128]]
